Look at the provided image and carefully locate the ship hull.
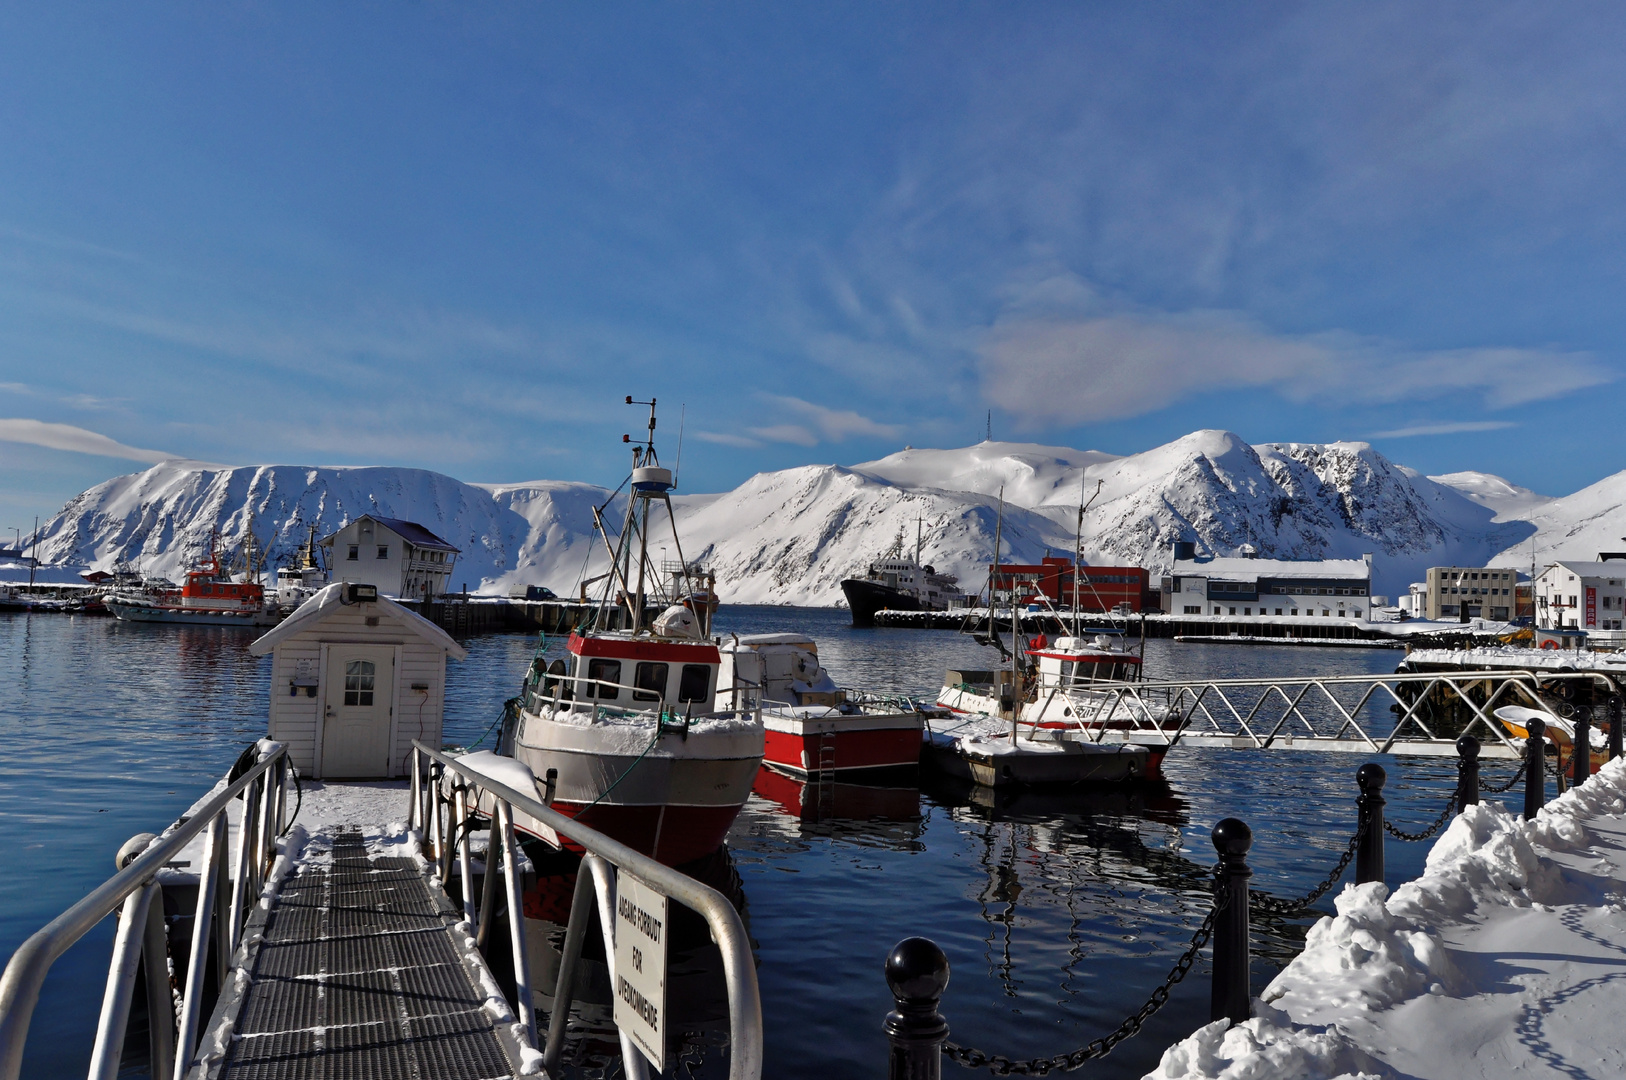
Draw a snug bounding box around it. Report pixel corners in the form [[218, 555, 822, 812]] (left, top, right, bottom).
[[841, 578, 928, 626], [106, 600, 277, 626], [762, 713, 922, 779], [511, 711, 763, 865]]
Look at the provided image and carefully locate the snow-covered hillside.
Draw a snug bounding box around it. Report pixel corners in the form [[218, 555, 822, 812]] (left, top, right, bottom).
[[29, 430, 1613, 605]]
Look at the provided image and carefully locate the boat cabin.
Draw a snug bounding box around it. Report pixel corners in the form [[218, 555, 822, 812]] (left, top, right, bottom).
[[718, 633, 842, 710], [541, 629, 722, 713], [1028, 634, 1144, 687]]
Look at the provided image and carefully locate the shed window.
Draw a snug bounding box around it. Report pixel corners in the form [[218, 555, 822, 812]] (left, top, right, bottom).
[[633, 662, 669, 702], [377, 545, 389, 559], [678, 664, 711, 702], [344, 660, 375, 707], [347, 545, 359, 561], [585, 658, 620, 699]]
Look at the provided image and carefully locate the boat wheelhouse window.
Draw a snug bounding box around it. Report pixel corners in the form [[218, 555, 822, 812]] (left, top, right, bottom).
[[344, 660, 375, 706], [633, 662, 669, 702], [585, 658, 621, 699], [347, 545, 359, 561], [678, 664, 711, 702], [377, 545, 389, 559]]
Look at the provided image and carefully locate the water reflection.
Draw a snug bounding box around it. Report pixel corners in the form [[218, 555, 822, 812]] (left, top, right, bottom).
[[518, 843, 749, 1078]]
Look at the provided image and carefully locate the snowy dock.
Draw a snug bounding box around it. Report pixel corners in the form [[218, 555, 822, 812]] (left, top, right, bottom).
[[1147, 757, 1626, 1078], [190, 781, 532, 1079]]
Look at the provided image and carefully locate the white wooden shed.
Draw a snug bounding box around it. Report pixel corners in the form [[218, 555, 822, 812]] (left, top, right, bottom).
[[250, 582, 469, 779]]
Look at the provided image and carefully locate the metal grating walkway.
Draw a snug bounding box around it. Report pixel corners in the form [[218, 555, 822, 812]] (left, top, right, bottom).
[[219, 831, 517, 1080]]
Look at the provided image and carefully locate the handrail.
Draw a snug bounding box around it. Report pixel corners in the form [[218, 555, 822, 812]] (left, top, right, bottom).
[[0, 742, 289, 1080], [410, 740, 763, 1080]]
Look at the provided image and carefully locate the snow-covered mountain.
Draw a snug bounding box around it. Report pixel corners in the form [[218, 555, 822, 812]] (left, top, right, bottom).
[[28, 431, 1612, 605]]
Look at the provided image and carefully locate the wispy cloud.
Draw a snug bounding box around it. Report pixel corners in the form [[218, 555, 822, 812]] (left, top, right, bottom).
[[1368, 420, 1519, 439], [0, 419, 177, 462], [693, 430, 761, 448], [754, 394, 900, 444], [977, 271, 1610, 427]]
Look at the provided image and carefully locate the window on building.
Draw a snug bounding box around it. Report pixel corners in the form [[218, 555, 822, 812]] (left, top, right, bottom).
[[1184, 606, 1201, 614], [584, 658, 621, 699], [1229, 607, 1237, 615], [1244, 608, 1251, 615], [633, 662, 669, 702], [1292, 608, 1299, 615], [1213, 607, 1221, 615], [1275, 608, 1283, 616], [377, 545, 389, 559], [678, 664, 711, 703], [343, 660, 375, 707], [1323, 609, 1331, 616], [347, 545, 359, 561]]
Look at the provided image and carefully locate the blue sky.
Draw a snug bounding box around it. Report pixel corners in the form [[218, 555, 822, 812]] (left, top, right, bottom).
[[4, 2, 1626, 535]]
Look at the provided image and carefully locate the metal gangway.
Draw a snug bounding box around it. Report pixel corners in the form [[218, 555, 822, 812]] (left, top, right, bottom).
[[0, 739, 763, 1080], [1032, 669, 1621, 759]]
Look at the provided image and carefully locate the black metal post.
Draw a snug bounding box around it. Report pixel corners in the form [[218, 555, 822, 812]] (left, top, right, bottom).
[[1524, 717, 1547, 821], [1210, 818, 1252, 1026], [1573, 700, 1593, 787], [1456, 735, 1480, 813], [1356, 763, 1386, 886], [885, 937, 951, 1080], [1611, 694, 1623, 762]]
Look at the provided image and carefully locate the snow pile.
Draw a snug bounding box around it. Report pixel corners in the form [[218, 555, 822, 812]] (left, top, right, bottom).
[[1146, 760, 1626, 1079]]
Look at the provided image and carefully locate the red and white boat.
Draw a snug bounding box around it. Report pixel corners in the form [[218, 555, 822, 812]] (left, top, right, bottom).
[[720, 633, 925, 780], [106, 532, 278, 626], [500, 400, 764, 866]]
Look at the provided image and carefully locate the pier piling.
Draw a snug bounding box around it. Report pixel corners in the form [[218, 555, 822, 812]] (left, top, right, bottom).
[[1456, 736, 1481, 813], [1524, 717, 1547, 821], [1574, 703, 1593, 787], [884, 937, 951, 1080], [1209, 819, 1252, 1026], [1611, 694, 1624, 762], [1356, 764, 1386, 886]]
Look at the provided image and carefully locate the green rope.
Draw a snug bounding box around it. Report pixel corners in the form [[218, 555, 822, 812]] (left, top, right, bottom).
[[468, 697, 517, 751], [577, 709, 666, 812]]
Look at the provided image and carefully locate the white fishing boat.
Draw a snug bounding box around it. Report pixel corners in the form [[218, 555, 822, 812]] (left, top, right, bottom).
[[500, 398, 765, 866], [923, 488, 1153, 787]]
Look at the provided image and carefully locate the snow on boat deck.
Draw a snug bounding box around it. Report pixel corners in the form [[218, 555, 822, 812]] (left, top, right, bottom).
[[1147, 758, 1626, 1079]]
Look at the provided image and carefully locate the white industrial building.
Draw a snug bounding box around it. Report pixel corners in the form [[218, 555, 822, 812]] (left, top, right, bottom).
[[319, 515, 460, 601], [1162, 543, 1375, 620], [1534, 557, 1626, 630]]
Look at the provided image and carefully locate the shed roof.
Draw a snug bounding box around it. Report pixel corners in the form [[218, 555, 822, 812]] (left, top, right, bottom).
[[249, 582, 469, 659], [1541, 560, 1626, 580], [319, 514, 460, 553]]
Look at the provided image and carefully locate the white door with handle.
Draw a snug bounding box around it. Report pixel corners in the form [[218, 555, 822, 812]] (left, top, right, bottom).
[[321, 645, 396, 778]]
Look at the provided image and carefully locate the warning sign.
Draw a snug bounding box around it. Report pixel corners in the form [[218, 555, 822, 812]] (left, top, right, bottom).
[[612, 871, 667, 1070]]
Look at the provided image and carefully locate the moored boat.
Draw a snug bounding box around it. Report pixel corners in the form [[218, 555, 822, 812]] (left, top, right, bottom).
[[720, 633, 927, 780], [106, 531, 278, 626], [500, 398, 765, 866], [840, 523, 967, 626]]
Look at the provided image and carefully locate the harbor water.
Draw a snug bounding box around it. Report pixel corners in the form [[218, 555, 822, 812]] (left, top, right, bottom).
[[0, 607, 1487, 1078]]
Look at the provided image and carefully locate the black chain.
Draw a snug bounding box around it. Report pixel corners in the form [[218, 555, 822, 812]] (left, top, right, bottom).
[[1384, 795, 1456, 842], [1249, 815, 1367, 917], [941, 874, 1227, 1074], [1480, 762, 1527, 793]]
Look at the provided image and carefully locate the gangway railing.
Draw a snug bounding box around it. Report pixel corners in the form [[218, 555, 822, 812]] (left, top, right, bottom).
[[408, 740, 763, 1080], [0, 742, 291, 1080], [1026, 670, 1619, 759]]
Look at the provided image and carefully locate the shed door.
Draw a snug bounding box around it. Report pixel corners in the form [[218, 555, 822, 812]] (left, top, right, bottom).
[[321, 645, 396, 778]]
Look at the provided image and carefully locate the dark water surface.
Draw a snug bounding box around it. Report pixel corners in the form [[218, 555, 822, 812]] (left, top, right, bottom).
[[0, 608, 1492, 1078]]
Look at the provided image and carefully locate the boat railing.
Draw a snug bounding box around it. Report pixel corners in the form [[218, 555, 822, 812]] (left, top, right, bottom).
[[1037, 669, 1621, 758], [0, 741, 292, 1080], [409, 740, 763, 1080]]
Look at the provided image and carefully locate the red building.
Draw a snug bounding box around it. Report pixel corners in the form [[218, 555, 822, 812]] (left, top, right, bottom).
[[990, 557, 1152, 612]]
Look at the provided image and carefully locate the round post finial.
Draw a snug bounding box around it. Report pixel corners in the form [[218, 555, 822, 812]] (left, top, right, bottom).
[[1357, 762, 1387, 793], [886, 937, 950, 1004], [1456, 734, 1481, 760], [1211, 817, 1253, 857]]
